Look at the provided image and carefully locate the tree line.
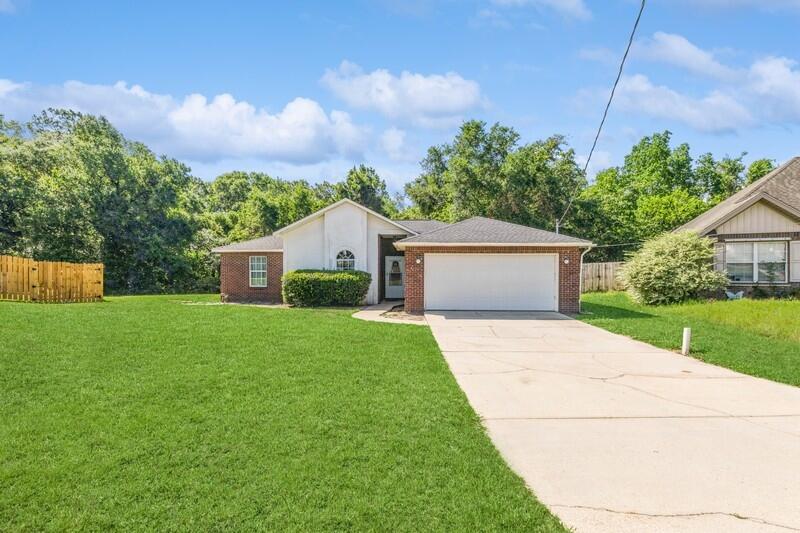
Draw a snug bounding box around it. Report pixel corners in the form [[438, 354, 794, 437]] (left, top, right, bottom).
[[0, 109, 775, 293]]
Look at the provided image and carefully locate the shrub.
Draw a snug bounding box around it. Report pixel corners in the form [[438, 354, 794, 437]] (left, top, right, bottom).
[[620, 231, 728, 305], [282, 269, 371, 307]]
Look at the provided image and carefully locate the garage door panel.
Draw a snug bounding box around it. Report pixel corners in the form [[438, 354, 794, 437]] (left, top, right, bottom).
[[424, 253, 557, 311]]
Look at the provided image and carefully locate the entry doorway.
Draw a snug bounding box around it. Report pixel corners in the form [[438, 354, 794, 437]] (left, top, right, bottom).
[[379, 235, 406, 301], [384, 256, 405, 299]]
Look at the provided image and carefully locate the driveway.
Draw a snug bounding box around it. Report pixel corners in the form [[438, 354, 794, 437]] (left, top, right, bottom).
[[425, 311, 800, 533]]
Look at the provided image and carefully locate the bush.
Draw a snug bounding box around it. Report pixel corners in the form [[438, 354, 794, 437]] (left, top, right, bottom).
[[282, 269, 371, 307], [620, 231, 728, 305]]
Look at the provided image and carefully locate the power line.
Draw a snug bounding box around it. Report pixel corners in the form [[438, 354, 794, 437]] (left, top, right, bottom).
[[556, 0, 646, 234], [591, 241, 643, 249]]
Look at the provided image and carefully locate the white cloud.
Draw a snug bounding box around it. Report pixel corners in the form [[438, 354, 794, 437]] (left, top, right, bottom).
[[0, 79, 23, 96], [576, 31, 800, 134], [0, 0, 15, 14], [747, 56, 800, 121], [0, 79, 368, 164], [635, 32, 740, 81], [613, 74, 753, 133], [490, 0, 591, 20], [683, 0, 800, 9], [470, 8, 512, 28], [321, 61, 483, 127], [380, 127, 417, 162]]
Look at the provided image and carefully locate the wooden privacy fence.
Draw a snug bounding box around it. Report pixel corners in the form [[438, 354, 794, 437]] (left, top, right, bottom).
[[582, 261, 624, 292], [0, 255, 103, 303]]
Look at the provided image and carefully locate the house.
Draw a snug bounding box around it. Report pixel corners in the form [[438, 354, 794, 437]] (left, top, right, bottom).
[[212, 198, 594, 313], [678, 157, 800, 291]]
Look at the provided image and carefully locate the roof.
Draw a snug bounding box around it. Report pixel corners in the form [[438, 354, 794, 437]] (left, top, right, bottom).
[[678, 157, 800, 235], [394, 216, 593, 248], [212, 235, 283, 253], [392, 219, 450, 234], [274, 198, 415, 236]]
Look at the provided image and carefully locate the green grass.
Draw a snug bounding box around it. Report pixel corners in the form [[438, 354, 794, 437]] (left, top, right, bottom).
[[580, 292, 800, 387], [0, 295, 564, 532]]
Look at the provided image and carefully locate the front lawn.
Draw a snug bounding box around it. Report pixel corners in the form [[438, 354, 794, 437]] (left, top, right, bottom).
[[0, 295, 563, 531], [580, 292, 800, 387]]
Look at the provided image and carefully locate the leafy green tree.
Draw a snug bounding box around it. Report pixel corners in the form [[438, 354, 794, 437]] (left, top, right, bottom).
[[694, 152, 745, 203], [335, 165, 396, 215], [634, 190, 707, 238], [405, 120, 584, 229], [0, 109, 207, 293], [746, 158, 775, 184], [574, 131, 765, 260]]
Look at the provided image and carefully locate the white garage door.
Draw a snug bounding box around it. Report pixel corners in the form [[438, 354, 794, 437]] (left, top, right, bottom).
[[424, 253, 558, 311]]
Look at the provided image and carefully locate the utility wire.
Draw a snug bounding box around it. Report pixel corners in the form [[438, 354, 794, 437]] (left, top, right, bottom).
[[556, 0, 646, 234], [592, 241, 643, 248]]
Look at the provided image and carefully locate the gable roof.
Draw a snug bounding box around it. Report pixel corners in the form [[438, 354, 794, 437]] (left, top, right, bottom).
[[273, 198, 416, 236], [678, 157, 800, 235], [394, 216, 593, 249], [211, 235, 283, 253], [392, 219, 450, 234]]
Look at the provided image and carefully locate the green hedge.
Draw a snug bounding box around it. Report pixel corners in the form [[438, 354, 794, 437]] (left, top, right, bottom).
[[282, 269, 372, 307]]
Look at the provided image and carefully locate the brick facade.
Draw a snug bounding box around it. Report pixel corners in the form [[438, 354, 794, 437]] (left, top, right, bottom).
[[220, 252, 283, 303], [403, 246, 583, 315]]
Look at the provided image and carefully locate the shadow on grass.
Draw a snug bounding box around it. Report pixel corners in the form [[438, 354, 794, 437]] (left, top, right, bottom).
[[580, 302, 657, 320]]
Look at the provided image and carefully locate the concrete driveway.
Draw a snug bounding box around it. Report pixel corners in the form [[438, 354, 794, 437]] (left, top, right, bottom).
[[425, 311, 800, 533]]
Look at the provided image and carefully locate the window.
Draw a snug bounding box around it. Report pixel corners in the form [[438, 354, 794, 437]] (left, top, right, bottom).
[[725, 243, 754, 282], [336, 249, 355, 271], [757, 242, 786, 283], [724, 241, 787, 283], [792, 242, 800, 282], [249, 256, 267, 287]]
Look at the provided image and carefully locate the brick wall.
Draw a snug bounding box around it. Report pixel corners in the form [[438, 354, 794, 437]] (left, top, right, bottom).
[[220, 252, 283, 303], [403, 246, 583, 315]]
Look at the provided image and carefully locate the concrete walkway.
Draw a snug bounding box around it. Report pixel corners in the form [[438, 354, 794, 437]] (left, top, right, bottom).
[[426, 311, 800, 533], [351, 301, 427, 326]]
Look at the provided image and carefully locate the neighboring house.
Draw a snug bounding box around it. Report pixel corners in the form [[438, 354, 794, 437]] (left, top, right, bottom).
[[678, 157, 800, 292], [212, 198, 594, 313]]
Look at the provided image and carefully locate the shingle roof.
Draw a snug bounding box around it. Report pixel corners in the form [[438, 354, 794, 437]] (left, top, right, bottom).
[[211, 235, 283, 253], [678, 157, 800, 234], [395, 216, 592, 246], [392, 219, 450, 234]]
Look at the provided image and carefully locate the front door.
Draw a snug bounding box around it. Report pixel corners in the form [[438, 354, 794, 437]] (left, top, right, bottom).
[[384, 256, 405, 299]]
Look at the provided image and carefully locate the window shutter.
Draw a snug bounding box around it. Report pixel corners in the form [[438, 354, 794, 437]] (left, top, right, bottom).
[[791, 241, 800, 282], [713, 242, 725, 272]]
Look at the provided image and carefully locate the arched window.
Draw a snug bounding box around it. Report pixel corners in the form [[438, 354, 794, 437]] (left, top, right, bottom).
[[336, 249, 355, 271]]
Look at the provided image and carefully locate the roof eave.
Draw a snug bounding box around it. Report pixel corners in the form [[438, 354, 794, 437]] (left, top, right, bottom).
[[394, 241, 594, 250], [211, 248, 283, 254], [690, 192, 800, 236], [274, 198, 417, 236]]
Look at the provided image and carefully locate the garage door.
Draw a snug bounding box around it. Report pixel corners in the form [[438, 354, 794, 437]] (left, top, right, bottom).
[[424, 253, 558, 311]]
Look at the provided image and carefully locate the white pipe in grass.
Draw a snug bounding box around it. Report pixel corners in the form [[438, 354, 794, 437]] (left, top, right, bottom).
[[682, 327, 692, 355]]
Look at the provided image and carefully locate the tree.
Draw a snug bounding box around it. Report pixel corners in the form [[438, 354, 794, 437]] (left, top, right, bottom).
[[575, 131, 763, 260], [405, 120, 584, 230], [746, 158, 775, 184], [0, 109, 208, 293], [335, 165, 395, 215], [694, 152, 745, 203]]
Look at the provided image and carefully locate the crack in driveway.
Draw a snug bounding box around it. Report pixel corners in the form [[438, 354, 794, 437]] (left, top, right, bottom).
[[428, 312, 800, 532], [550, 504, 800, 531]]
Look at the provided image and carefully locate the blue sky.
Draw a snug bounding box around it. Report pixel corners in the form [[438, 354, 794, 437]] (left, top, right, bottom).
[[2, 0, 800, 191]]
